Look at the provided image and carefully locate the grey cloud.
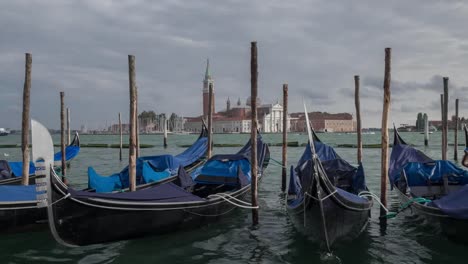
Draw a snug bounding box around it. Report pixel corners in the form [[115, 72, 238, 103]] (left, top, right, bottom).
[[1, 0, 468, 129]]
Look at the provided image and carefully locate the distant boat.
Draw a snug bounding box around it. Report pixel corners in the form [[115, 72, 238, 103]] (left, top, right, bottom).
[[0, 128, 9, 136], [419, 131, 434, 134]]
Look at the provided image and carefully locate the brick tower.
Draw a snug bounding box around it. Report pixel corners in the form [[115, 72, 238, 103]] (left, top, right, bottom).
[[203, 59, 214, 119]]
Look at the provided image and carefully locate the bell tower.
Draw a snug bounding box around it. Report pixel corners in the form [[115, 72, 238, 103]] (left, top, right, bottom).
[[203, 59, 214, 119]]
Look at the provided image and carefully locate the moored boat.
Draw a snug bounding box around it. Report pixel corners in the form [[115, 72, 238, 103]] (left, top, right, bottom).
[[34, 119, 270, 246], [1, 132, 80, 185], [389, 127, 468, 243], [0, 122, 208, 234], [0, 128, 9, 136], [287, 121, 372, 251]]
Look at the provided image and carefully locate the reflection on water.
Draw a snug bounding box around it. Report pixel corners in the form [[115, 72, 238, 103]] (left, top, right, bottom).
[[0, 132, 467, 263]]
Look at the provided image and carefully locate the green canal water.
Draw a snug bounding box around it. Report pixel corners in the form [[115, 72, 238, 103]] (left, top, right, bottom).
[[0, 132, 467, 263]]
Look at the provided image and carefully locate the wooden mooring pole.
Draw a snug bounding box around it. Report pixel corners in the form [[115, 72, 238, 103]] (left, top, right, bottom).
[[443, 77, 449, 160], [380, 48, 391, 219], [251, 41, 259, 225], [207, 83, 214, 158], [128, 55, 137, 192], [441, 94, 444, 158], [119, 112, 123, 161], [60, 92, 67, 183], [21, 53, 32, 185], [354, 75, 362, 164], [281, 83, 288, 192], [136, 87, 140, 159], [163, 117, 168, 148], [424, 114, 429, 146], [281, 84, 288, 192], [454, 98, 459, 160], [67, 108, 71, 145]]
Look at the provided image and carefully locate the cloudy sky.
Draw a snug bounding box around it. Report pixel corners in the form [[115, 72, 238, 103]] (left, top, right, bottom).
[[1, 0, 468, 130]]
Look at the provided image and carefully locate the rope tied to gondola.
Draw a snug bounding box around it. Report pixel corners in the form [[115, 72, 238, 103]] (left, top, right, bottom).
[[207, 193, 259, 209], [268, 157, 286, 169], [302, 190, 337, 227], [357, 191, 431, 219], [47, 193, 71, 207], [386, 197, 432, 218]]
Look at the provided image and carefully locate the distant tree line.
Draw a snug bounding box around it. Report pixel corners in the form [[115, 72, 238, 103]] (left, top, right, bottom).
[[138, 110, 183, 131]]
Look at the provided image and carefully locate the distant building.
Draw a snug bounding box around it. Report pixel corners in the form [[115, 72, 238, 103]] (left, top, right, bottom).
[[80, 125, 88, 134], [259, 102, 290, 133], [108, 123, 130, 133], [185, 59, 290, 133], [289, 112, 355, 132]]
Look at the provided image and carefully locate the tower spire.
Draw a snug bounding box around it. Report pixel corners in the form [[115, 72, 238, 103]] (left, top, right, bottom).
[[205, 58, 211, 80]]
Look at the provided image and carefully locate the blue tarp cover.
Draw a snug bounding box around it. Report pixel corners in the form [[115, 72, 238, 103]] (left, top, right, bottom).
[[9, 161, 36, 177], [70, 182, 203, 202], [335, 188, 368, 204], [288, 134, 367, 206], [88, 167, 123, 193], [142, 163, 171, 184], [297, 140, 340, 166], [389, 143, 433, 187], [192, 154, 252, 185], [402, 161, 468, 187], [0, 185, 40, 201], [54, 145, 80, 162], [190, 134, 269, 186], [88, 136, 207, 192], [431, 184, 468, 220], [9, 145, 81, 177], [88, 160, 172, 193]]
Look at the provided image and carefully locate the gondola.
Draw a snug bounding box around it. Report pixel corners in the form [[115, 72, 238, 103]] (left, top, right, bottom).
[[287, 115, 372, 252], [0, 130, 50, 233], [87, 123, 209, 192], [0, 123, 208, 233], [0, 132, 80, 185], [34, 120, 270, 246], [389, 127, 468, 243]]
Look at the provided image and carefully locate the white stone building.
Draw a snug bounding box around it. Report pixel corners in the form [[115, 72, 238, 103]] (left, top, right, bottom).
[[259, 103, 290, 133]]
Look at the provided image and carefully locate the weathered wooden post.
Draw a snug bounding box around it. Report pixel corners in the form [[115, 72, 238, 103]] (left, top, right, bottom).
[[67, 108, 71, 145], [454, 98, 459, 160], [119, 112, 123, 161], [163, 117, 168, 148], [424, 114, 429, 146], [441, 94, 444, 158], [281, 84, 288, 192], [128, 55, 137, 191], [251, 41, 259, 225], [21, 53, 32, 185], [354, 75, 362, 163], [380, 48, 391, 218], [60, 92, 67, 183], [443, 77, 449, 160], [136, 87, 140, 159], [207, 83, 214, 158]]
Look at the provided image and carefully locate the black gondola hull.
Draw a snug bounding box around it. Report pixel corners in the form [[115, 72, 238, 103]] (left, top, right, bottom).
[[288, 176, 371, 248], [49, 174, 253, 246], [0, 204, 46, 233], [395, 186, 468, 243]]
